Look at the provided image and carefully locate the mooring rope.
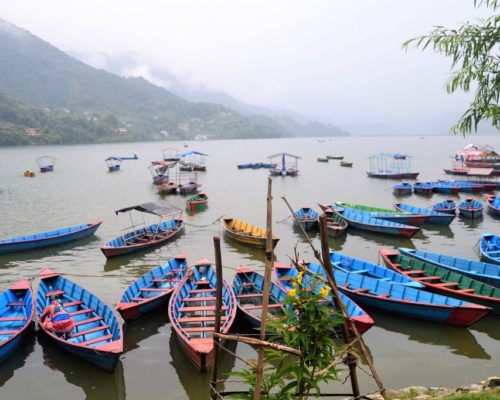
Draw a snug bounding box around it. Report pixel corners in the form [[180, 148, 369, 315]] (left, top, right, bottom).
[[275, 215, 291, 224], [184, 215, 223, 228]]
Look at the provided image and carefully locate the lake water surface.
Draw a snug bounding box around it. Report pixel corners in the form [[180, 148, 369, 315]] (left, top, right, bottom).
[[0, 135, 499, 399]]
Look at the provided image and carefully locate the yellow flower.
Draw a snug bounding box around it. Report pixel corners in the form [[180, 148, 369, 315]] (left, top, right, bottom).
[[297, 271, 304, 285], [289, 289, 297, 298], [318, 286, 330, 298]]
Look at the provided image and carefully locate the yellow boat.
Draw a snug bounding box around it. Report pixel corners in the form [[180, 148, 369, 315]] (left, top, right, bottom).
[[23, 170, 35, 177], [222, 216, 279, 249]]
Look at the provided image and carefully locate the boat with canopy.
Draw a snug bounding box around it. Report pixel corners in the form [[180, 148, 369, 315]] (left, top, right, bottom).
[[367, 153, 419, 179], [268, 152, 300, 176], [36, 156, 57, 173], [105, 154, 138, 172], [177, 150, 208, 171]]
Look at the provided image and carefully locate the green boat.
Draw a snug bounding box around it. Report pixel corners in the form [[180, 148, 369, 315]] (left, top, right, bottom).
[[186, 192, 208, 211], [327, 156, 344, 160], [328, 201, 429, 227], [317, 157, 329, 162]]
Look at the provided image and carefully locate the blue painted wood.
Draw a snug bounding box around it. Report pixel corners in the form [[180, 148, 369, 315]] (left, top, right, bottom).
[[0, 221, 102, 255], [393, 182, 412, 195], [480, 233, 500, 265], [439, 180, 485, 193], [117, 255, 188, 322], [432, 199, 456, 214], [275, 261, 490, 326], [294, 207, 319, 230], [459, 198, 483, 219], [36, 269, 123, 371], [329, 252, 424, 288], [0, 281, 34, 363], [486, 195, 500, 216], [330, 206, 420, 237], [413, 182, 434, 195], [398, 247, 500, 288], [394, 203, 455, 225]]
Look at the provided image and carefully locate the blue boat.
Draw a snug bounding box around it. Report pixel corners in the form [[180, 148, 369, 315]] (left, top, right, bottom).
[[0, 280, 35, 363], [105, 154, 138, 172], [117, 254, 188, 322], [394, 203, 455, 225], [480, 233, 500, 265], [294, 206, 319, 230], [36, 155, 56, 173], [329, 252, 424, 288], [232, 265, 289, 330], [439, 180, 485, 193], [273, 262, 374, 334], [36, 268, 123, 371], [393, 182, 412, 195], [413, 182, 434, 195], [486, 195, 500, 216], [277, 260, 490, 326], [0, 221, 102, 255], [237, 163, 252, 169], [432, 199, 456, 214], [101, 203, 184, 258], [432, 181, 461, 195], [326, 206, 420, 238], [398, 247, 500, 288], [459, 198, 483, 219]]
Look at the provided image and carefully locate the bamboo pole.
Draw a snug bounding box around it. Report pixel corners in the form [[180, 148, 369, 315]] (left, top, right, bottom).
[[210, 236, 224, 400], [281, 197, 387, 400], [214, 333, 301, 356], [253, 177, 274, 400]]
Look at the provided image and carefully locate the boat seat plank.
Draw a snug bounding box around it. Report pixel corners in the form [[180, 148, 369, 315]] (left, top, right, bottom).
[[74, 316, 103, 327], [0, 316, 27, 321], [240, 283, 255, 287], [279, 277, 291, 281], [354, 288, 370, 293], [435, 282, 460, 288], [242, 303, 284, 311], [70, 324, 109, 338], [455, 289, 476, 293], [151, 279, 181, 283], [7, 302, 26, 306], [188, 289, 216, 294], [64, 301, 83, 308], [139, 288, 171, 292], [195, 280, 211, 285], [350, 269, 369, 274], [183, 327, 215, 333], [80, 334, 113, 346], [69, 308, 94, 317], [378, 294, 391, 298], [178, 316, 228, 323], [0, 330, 18, 335], [236, 293, 264, 298], [46, 290, 64, 298], [131, 297, 147, 302], [415, 276, 443, 281], [405, 270, 427, 275], [183, 297, 217, 302], [179, 306, 228, 312]]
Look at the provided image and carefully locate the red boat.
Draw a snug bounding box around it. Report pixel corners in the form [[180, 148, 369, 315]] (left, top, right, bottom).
[[168, 259, 237, 371]]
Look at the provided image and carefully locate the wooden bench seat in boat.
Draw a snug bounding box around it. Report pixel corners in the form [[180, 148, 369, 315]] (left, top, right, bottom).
[[405, 270, 427, 275], [178, 316, 228, 323], [434, 282, 460, 288], [378, 294, 391, 298], [7, 302, 26, 306], [455, 289, 476, 294], [183, 327, 215, 333], [70, 325, 109, 338], [0, 316, 27, 321], [354, 288, 370, 293], [74, 316, 103, 327], [183, 297, 217, 302], [236, 293, 264, 298], [64, 301, 83, 308], [80, 334, 113, 346], [45, 290, 64, 298], [131, 298, 147, 302], [415, 276, 443, 281], [139, 288, 172, 292], [0, 330, 18, 335], [179, 306, 228, 313], [195, 280, 211, 285], [69, 308, 94, 317], [242, 303, 284, 311], [188, 289, 216, 294], [151, 278, 181, 283], [240, 283, 255, 287]]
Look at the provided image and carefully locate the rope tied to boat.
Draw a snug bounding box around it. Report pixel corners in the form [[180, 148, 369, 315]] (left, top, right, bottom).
[[275, 215, 291, 223], [184, 215, 223, 228]]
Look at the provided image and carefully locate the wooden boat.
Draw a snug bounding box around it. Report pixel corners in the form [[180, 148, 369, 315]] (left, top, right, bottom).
[[222, 216, 279, 249], [186, 192, 208, 211], [268, 152, 300, 177], [157, 181, 178, 194], [323, 208, 348, 238], [432, 181, 461, 195], [367, 172, 419, 179], [237, 163, 252, 169], [380, 248, 500, 315], [480, 233, 500, 265], [398, 247, 500, 288], [330, 202, 428, 227], [232, 266, 288, 330], [439, 180, 484, 193], [317, 157, 329, 162], [413, 182, 434, 195], [394, 203, 455, 225], [393, 182, 412, 196], [327, 156, 344, 160], [36, 268, 123, 371], [117, 254, 188, 322], [485, 194, 500, 216], [329, 252, 424, 288], [101, 203, 184, 258], [36, 156, 56, 173], [284, 260, 490, 326], [432, 199, 456, 214], [178, 181, 201, 194], [455, 180, 497, 191], [294, 206, 319, 230], [273, 262, 374, 334], [340, 161, 353, 167], [0, 221, 102, 255], [178, 150, 208, 171], [323, 206, 420, 238], [23, 170, 35, 177], [0, 280, 35, 363], [168, 259, 237, 371], [459, 198, 483, 219], [105, 154, 138, 172]]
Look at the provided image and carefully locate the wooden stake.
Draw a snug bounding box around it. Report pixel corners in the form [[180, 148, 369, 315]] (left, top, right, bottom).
[[254, 177, 274, 400], [211, 236, 224, 400], [214, 333, 301, 356]]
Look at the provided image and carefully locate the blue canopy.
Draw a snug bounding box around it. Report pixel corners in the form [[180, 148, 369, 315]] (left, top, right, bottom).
[[176, 150, 208, 158]]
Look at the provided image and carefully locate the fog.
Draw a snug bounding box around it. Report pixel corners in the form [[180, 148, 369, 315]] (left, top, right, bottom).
[[0, 0, 492, 134]]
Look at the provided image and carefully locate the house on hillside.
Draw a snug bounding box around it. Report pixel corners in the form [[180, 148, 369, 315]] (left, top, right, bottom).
[[25, 128, 41, 137]]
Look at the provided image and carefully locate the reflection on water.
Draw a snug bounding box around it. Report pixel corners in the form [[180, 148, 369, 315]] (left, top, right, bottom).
[[39, 332, 126, 400], [371, 311, 490, 360], [123, 309, 169, 353], [169, 330, 237, 400], [0, 330, 35, 387], [344, 229, 418, 249], [470, 315, 500, 342]]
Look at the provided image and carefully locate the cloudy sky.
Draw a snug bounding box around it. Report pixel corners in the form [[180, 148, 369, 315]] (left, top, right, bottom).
[[0, 1, 491, 133]]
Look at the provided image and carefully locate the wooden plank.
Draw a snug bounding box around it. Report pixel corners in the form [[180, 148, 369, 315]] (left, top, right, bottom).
[[151, 279, 180, 283], [179, 306, 228, 312], [354, 288, 370, 293], [80, 334, 113, 346], [183, 326, 215, 333], [405, 270, 427, 275], [74, 316, 103, 327], [242, 303, 283, 311], [236, 293, 264, 299], [45, 290, 64, 298], [178, 316, 228, 323], [131, 297, 147, 302], [0, 316, 27, 321], [7, 302, 26, 306], [69, 308, 93, 317], [435, 282, 460, 288], [64, 301, 83, 308], [0, 330, 18, 335], [139, 288, 171, 292], [455, 288, 476, 293], [183, 296, 217, 302], [415, 276, 443, 281], [70, 325, 109, 338], [188, 289, 216, 294]]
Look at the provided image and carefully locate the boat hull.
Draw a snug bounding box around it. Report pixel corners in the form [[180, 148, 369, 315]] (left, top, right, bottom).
[[394, 204, 455, 225], [367, 172, 419, 179], [480, 233, 500, 265], [222, 217, 279, 249], [339, 215, 418, 238], [0, 221, 102, 255], [459, 208, 483, 219]]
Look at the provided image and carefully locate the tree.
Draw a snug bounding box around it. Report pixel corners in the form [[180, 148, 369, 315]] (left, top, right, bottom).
[[403, 0, 500, 135]]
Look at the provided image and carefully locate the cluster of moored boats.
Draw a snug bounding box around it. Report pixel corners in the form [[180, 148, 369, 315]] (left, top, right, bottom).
[[394, 180, 500, 196]]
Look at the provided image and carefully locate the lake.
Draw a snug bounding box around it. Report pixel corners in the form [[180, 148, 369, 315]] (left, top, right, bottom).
[[0, 135, 499, 399]]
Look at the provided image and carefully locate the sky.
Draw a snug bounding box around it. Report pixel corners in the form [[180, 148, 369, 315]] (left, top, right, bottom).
[[0, 0, 493, 133]]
